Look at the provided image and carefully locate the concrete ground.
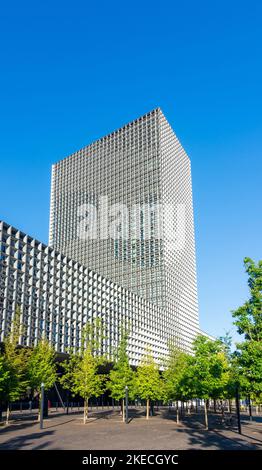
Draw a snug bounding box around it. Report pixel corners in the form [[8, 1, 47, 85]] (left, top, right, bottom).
[[0, 408, 261, 450]]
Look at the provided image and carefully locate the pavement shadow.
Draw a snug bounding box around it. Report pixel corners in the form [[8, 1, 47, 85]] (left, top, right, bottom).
[[0, 429, 55, 450], [161, 409, 206, 428], [0, 420, 39, 436], [175, 426, 260, 450], [241, 415, 262, 425]]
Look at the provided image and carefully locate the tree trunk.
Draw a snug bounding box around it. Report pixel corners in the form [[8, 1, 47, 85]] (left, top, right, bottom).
[[84, 399, 87, 424], [229, 399, 232, 414], [150, 401, 154, 416], [146, 399, 150, 419], [38, 393, 41, 422], [221, 400, 225, 419], [176, 401, 179, 424], [6, 402, 10, 425], [204, 400, 208, 430], [122, 399, 125, 423], [66, 391, 69, 415], [214, 399, 217, 413], [248, 397, 252, 421]]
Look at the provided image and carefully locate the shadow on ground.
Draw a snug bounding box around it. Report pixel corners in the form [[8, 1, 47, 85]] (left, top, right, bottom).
[[175, 426, 260, 450], [0, 430, 55, 450], [0, 408, 261, 450]]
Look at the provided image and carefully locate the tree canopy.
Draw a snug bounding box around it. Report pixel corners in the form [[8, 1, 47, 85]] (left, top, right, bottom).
[[27, 338, 57, 393], [136, 350, 162, 419], [232, 258, 262, 402]]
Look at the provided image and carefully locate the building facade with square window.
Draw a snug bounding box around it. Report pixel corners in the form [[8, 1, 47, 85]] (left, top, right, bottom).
[[49, 109, 199, 350], [0, 220, 173, 364]]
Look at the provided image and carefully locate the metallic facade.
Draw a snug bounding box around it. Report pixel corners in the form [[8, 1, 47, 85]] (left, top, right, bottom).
[[0, 221, 169, 364], [49, 109, 199, 349]]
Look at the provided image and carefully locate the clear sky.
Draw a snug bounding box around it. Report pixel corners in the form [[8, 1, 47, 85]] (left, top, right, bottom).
[[0, 1, 261, 345]]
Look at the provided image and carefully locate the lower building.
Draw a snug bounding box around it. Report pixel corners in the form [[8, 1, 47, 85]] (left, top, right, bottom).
[[0, 221, 202, 364]]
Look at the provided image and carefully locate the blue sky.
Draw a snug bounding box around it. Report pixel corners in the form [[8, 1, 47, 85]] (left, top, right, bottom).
[[0, 1, 261, 344]]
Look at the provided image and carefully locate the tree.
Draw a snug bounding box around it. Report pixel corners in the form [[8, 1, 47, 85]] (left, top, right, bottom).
[[0, 353, 10, 422], [162, 344, 190, 423], [60, 319, 107, 424], [232, 258, 262, 406], [3, 307, 30, 424], [182, 335, 230, 429], [63, 346, 106, 424], [59, 351, 79, 396], [135, 351, 162, 419], [80, 317, 105, 357], [108, 334, 135, 422], [0, 354, 10, 393], [219, 333, 238, 412], [27, 339, 57, 420]]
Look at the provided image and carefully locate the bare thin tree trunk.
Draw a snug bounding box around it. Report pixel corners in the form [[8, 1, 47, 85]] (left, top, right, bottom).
[[6, 402, 10, 425], [221, 400, 225, 420], [122, 399, 125, 422], [214, 399, 217, 413], [248, 397, 252, 421], [84, 399, 87, 424], [204, 400, 208, 430], [176, 401, 179, 424], [38, 392, 41, 422], [146, 399, 150, 419]]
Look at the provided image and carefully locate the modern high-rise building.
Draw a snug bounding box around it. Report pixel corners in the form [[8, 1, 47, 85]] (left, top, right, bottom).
[[49, 108, 199, 349]]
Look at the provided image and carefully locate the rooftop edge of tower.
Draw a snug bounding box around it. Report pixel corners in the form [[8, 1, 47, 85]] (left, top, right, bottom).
[[53, 107, 167, 166]]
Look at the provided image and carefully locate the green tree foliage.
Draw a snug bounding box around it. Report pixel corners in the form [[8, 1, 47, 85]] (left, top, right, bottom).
[[232, 258, 262, 403], [0, 354, 10, 395], [162, 344, 190, 422], [0, 353, 10, 418], [135, 351, 162, 419], [0, 353, 10, 422], [219, 333, 238, 401], [27, 338, 57, 420], [64, 347, 106, 423], [181, 335, 230, 429], [27, 339, 57, 393], [108, 334, 135, 421], [59, 351, 79, 393], [80, 317, 105, 356], [60, 320, 107, 424], [3, 307, 30, 424]]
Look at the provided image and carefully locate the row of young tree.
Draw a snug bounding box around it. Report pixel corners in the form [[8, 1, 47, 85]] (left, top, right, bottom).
[[0, 257, 261, 429], [0, 312, 56, 424]]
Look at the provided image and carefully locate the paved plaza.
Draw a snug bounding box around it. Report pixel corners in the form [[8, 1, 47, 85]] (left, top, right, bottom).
[[0, 408, 261, 450]]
